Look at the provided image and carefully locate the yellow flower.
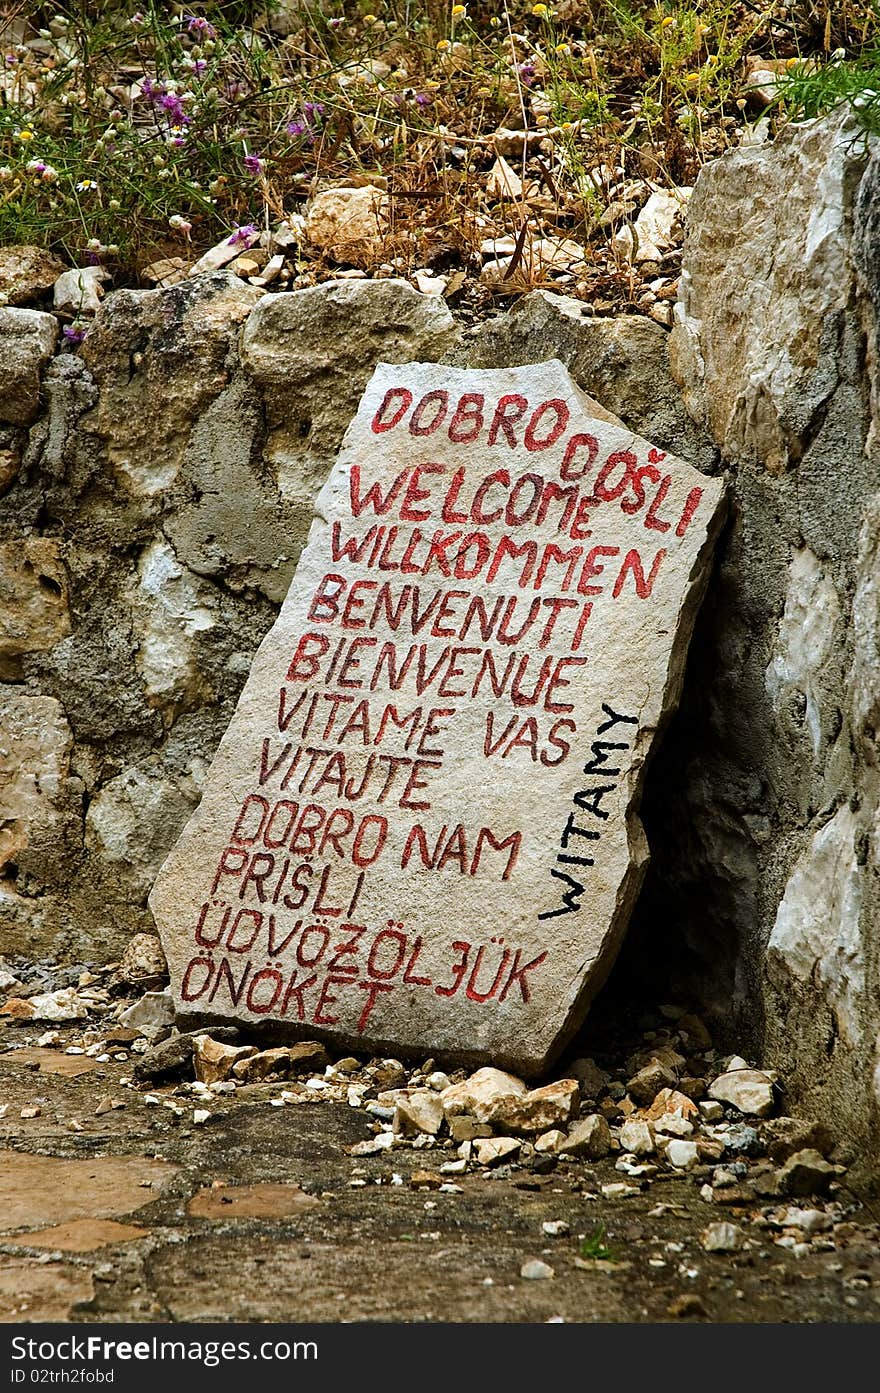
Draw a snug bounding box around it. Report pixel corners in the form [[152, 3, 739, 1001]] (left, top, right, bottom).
[[451, 3, 466, 14], [555, 42, 570, 54], [490, 14, 501, 25], [786, 56, 800, 68], [15, 128, 34, 141], [660, 15, 675, 26], [531, 3, 550, 15], [425, 78, 442, 88], [436, 38, 451, 50], [685, 71, 700, 84], [363, 13, 377, 24]]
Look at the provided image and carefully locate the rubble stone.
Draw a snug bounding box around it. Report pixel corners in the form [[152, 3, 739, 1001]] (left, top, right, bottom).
[[775, 1149, 838, 1197], [0, 538, 70, 658], [619, 1119, 655, 1156], [441, 1069, 529, 1121], [118, 990, 175, 1039], [701, 1221, 741, 1253], [627, 1060, 679, 1105], [393, 1091, 445, 1137], [0, 245, 67, 305], [485, 1080, 580, 1134], [708, 1069, 775, 1118], [0, 307, 58, 425], [193, 1036, 258, 1085], [558, 1114, 612, 1159]]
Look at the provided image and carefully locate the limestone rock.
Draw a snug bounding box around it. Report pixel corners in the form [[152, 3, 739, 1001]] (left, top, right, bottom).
[[763, 1115, 834, 1163], [0, 693, 73, 882], [239, 279, 458, 532], [558, 1114, 612, 1159], [701, 1220, 741, 1253], [193, 1036, 257, 1085], [520, 1258, 554, 1280], [0, 245, 67, 305], [484, 1080, 579, 1134], [627, 1059, 678, 1105], [642, 1087, 699, 1122], [118, 990, 175, 1040], [473, 1136, 521, 1167], [567, 1056, 609, 1098], [142, 257, 189, 288], [448, 1116, 493, 1142], [0, 538, 71, 657], [486, 155, 523, 200], [441, 1068, 528, 1121], [0, 441, 21, 499], [0, 307, 59, 425], [305, 186, 389, 265], [130, 540, 216, 707], [534, 1128, 566, 1153], [150, 358, 725, 1070], [614, 188, 691, 263], [463, 290, 716, 472], [231, 1047, 297, 1082], [619, 1118, 654, 1156], [767, 804, 864, 1046], [653, 1111, 693, 1137], [54, 265, 108, 317], [708, 1069, 776, 1118], [117, 933, 168, 985], [765, 547, 841, 761], [670, 110, 870, 473], [133, 1033, 195, 1082], [775, 1148, 837, 1197], [393, 1090, 445, 1136], [80, 273, 260, 497], [287, 1041, 331, 1072], [190, 230, 260, 276], [665, 1138, 699, 1169], [0, 987, 86, 1022], [86, 768, 199, 896]]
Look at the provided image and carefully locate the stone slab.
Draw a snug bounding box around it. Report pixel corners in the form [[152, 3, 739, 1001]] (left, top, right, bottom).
[[150, 359, 725, 1072]]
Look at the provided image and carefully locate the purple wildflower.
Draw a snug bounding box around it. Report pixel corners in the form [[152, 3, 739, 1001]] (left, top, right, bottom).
[[63, 324, 87, 346], [287, 102, 325, 141], [160, 92, 188, 123], [186, 16, 216, 38], [517, 61, 537, 87], [415, 91, 432, 107], [227, 223, 258, 246], [243, 153, 263, 175]]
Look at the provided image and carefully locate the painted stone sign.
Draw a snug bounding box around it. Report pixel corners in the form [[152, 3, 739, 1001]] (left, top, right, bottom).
[[149, 359, 725, 1073]]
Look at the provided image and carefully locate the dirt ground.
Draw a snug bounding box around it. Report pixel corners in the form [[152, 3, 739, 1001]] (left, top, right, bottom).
[[2, 1012, 879, 1326]]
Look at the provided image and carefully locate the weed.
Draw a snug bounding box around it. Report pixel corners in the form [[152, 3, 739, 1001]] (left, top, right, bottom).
[[579, 1222, 618, 1261], [0, 2, 876, 293]]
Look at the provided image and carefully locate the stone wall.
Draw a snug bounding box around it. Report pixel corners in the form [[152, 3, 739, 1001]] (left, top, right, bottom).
[[3, 109, 880, 1153]]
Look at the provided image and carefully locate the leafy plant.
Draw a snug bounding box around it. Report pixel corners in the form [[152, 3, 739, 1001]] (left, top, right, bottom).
[[778, 48, 880, 134], [579, 1222, 618, 1261]]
